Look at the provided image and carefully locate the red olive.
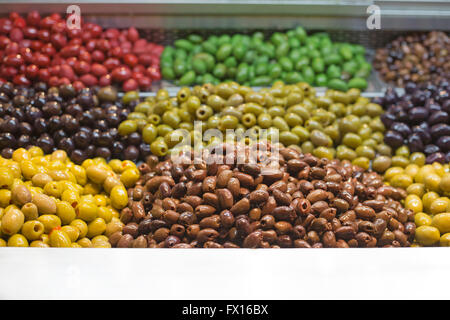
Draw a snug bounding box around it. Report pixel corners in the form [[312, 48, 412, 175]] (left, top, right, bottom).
[[127, 27, 139, 42], [98, 74, 112, 87], [74, 60, 90, 75], [26, 11, 41, 27], [13, 74, 30, 86], [91, 63, 107, 77], [26, 64, 39, 78], [91, 50, 105, 62], [122, 78, 138, 91], [123, 53, 138, 67], [37, 29, 50, 41], [104, 57, 120, 70], [111, 66, 132, 82], [59, 64, 75, 80], [79, 74, 98, 86]]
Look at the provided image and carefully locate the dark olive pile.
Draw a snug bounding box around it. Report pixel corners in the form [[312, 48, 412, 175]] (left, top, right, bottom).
[[0, 82, 151, 163], [111, 143, 414, 248], [375, 81, 450, 164], [374, 31, 449, 87]]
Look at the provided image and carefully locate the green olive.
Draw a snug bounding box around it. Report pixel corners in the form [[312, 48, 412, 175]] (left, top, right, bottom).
[[7, 234, 29, 247], [415, 225, 440, 246], [22, 220, 45, 241], [1, 207, 24, 236], [56, 201, 76, 225], [118, 120, 138, 136], [49, 229, 72, 247], [70, 219, 88, 238], [21, 203, 38, 221], [38, 214, 61, 234], [85, 217, 107, 238], [110, 185, 128, 210]]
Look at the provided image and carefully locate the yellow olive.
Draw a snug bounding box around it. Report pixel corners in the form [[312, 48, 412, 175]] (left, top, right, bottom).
[[21, 203, 39, 221], [31, 173, 53, 188], [390, 174, 413, 189], [56, 201, 76, 225], [30, 240, 50, 248], [86, 218, 107, 238], [91, 235, 111, 248], [404, 194, 423, 213], [0, 189, 11, 207], [406, 183, 425, 198], [1, 207, 24, 236], [439, 173, 450, 193], [97, 206, 113, 223], [103, 176, 121, 194], [49, 228, 71, 247], [86, 165, 109, 185], [70, 219, 88, 238], [43, 181, 64, 198], [61, 225, 80, 242], [440, 233, 450, 247], [120, 168, 140, 188], [414, 212, 432, 227], [75, 202, 98, 222], [77, 237, 93, 248], [422, 192, 439, 213], [429, 197, 450, 215], [7, 234, 29, 247], [110, 185, 128, 209], [37, 214, 61, 234], [21, 220, 45, 241], [424, 173, 441, 192], [432, 212, 450, 234], [415, 225, 440, 246]]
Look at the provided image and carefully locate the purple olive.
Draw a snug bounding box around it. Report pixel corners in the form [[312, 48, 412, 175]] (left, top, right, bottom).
[[381, 112, 396, 128], [428, 111, 448, 126], [384, 130, 404, 148], [426, 152, 445, 164], [391, 122, 412, 138], [407, 133, 424, 153], [408, 107, 429, 124], [430, 123, 450, 139], [404, 82, 417, 94], [426, 101, 442, 113], [424, 144, 440, 155], [445, 151, 450, 163], [436, 136, 450, 152], [442, 99, 450, 113]]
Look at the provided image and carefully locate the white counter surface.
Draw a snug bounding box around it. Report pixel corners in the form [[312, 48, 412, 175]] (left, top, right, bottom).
[[0, 248, 448, 300]]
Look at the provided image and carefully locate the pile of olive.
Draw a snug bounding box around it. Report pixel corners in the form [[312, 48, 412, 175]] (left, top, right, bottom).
[[118, 81, 393, 171], [373, 31, 449, 87], [383, 159, 450, 246], [161, 28, 371, 89], [0, 82, 150, 164], [375, 81, 450, 164], [0, 147, 138, 247]]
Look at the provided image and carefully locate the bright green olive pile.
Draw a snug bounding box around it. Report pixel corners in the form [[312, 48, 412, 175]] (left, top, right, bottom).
[[0, 147, 138, 247], [161, 28, 371, 89], [118, 81, 392, 170]]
